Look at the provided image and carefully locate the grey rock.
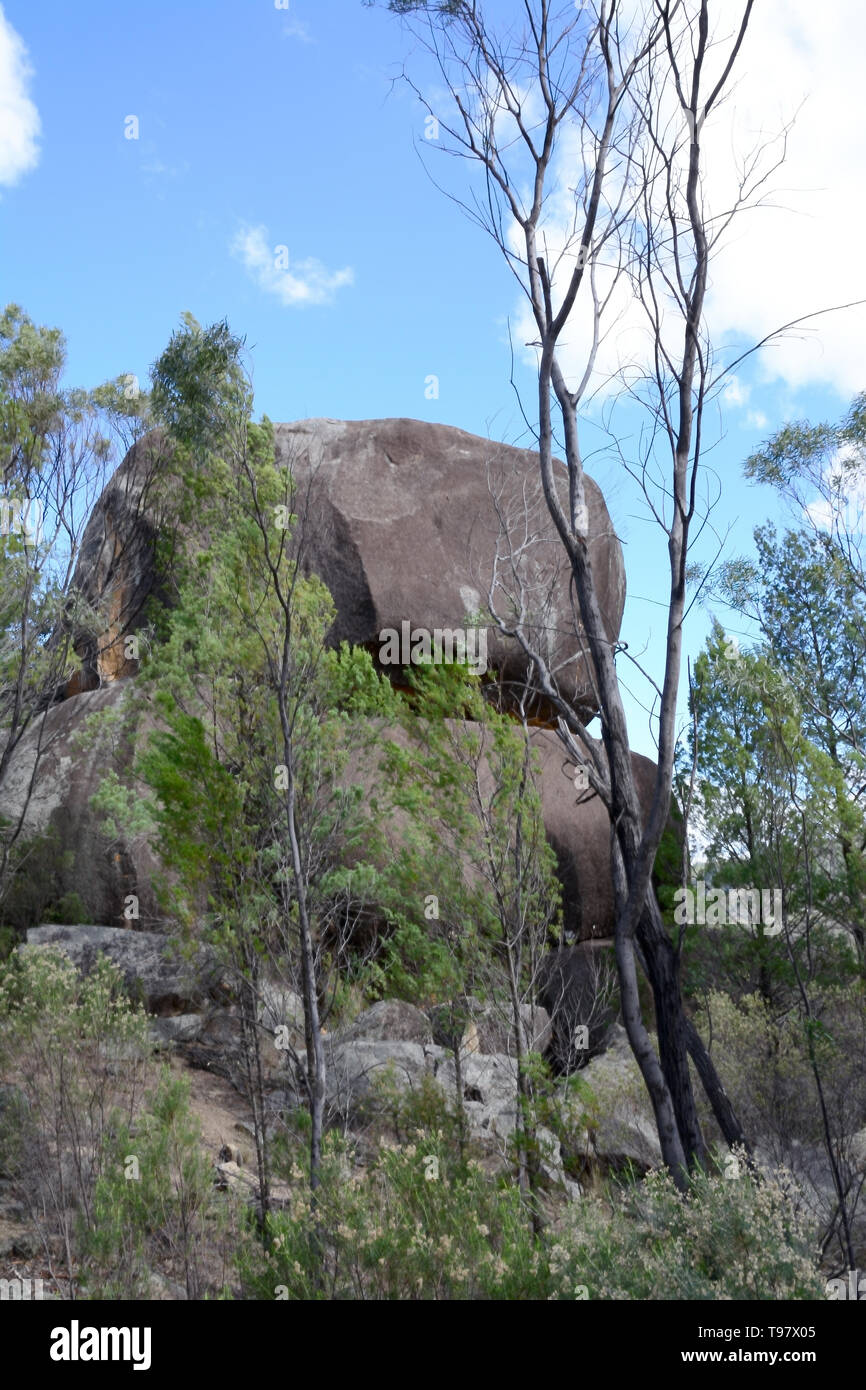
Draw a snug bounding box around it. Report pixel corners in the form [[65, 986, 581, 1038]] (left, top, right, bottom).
[[148, 1014, 204, 1046], [257, 980, 305, 1035], [566, 1024, 663, 1172], [434, 1050, 519, 1123], [24, 924, 223, 1015], [325, 1039, 439, 1116], [335, 999, 433, 1046], [430, 996, 552, 1057]]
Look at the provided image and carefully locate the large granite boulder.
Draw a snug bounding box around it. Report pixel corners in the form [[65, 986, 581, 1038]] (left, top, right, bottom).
[[68, 418, 625, 717], [0, 417, 659, 941], [334, 999, 434, 1046], [274, 418, 624, 716], [325, 1039, 436, 1119], [429, 996, 552, 1057], [563, 1023, 663, 1174]]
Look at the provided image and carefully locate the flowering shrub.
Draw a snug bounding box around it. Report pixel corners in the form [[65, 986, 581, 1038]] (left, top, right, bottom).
[[0, 945, 152, 1295], [241, 1111, 824, 1301], [553, 1154, 824, 1300], [245, 1131, 557, 1301]]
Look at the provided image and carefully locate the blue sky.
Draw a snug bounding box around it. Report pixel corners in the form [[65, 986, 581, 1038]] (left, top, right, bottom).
[[2, 0, 864, 760]]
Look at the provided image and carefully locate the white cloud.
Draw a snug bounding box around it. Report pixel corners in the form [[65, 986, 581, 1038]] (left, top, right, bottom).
[[723, 377, 750, 408], [282, 19, 313, 44], [231, 224, 354, 307], [704, 0, 866, 397], [0, 7, 40, 186], [509, 1, 866, 401]]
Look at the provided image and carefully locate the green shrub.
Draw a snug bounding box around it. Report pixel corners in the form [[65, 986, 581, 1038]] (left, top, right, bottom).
[[239, 1124, 824, 1300], [83, 1068, 229, 1300], [0, 944, 152, 1296], [43, 890, 94, 925], [552, 1154, 824, 1300], [242, 1130, 554, 1301]]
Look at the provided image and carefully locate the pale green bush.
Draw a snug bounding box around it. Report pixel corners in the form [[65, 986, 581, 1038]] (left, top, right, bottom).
[[0, 945, 153, 1296], [553, 1155, 824, 1300]]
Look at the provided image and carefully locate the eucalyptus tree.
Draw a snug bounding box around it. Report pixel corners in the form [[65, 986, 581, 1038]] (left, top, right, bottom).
[[0, 303, 145, 911]]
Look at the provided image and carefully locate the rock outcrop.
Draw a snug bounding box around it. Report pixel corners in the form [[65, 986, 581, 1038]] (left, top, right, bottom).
[[1, 683, 660, 939], [0, 416, 662, 945], [0, 681, 162, 927], [68, 418, 625, 718], [272, 418, 625, 716], [64, 430, 175, 694]]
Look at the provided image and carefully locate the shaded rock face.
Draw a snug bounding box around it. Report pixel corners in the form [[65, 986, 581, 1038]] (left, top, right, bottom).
[[538, 941, 619, 1074], [0, 687, 660, 942], [525, 728, 660, 940], [24, 925, 224, 1016], [69, 418, 625, 717], [0, 680, 162, 928], [66, 431, 174, 695], [345, 719, 660, 941], [564, 1023, 662, 1174], [334, 1000, 433, 1047]]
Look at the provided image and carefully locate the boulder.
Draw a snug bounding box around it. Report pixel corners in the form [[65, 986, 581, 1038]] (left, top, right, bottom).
[[563, 1024, 663, 1173], [527, 729, 662, 940], [434, 1051, 520, 1128], [429, 996, 551, 1057], [325, 1039, 437, 1118], [334, 999, 433, 1046], [64, 430, 175, 694], [257, 980, 305, 1035], [149, 1014, 205, 1046], [68, 419, 625, 718], [0, 420, 659, 941], [274, 418, 624, 716], [214, 1159, 293, 1210], [24, 924, 223, 1016], [432, 1052, 568, 1188], [324, 1031, 531, 1149]]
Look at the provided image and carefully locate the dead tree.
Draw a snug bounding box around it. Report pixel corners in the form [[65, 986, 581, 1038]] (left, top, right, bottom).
[[374, 0, 800, 1184]]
